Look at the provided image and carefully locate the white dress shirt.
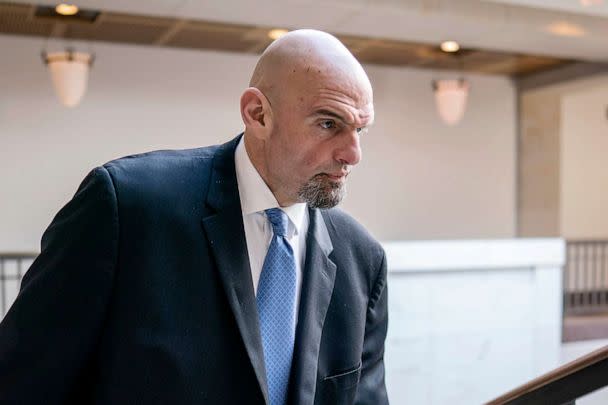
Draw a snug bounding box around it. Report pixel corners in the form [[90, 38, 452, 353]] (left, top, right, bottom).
[[234, 136, 309, 325]]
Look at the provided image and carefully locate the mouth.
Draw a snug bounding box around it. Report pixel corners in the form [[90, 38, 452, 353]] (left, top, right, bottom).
[[322, 172, 349, 182]]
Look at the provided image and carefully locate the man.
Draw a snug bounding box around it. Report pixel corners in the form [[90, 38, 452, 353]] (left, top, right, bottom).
[[0, 29, 388, 404]]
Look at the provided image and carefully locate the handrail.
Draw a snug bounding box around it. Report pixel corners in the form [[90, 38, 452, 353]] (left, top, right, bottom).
[[0, 252, 38, 259], [567, 239, 608, 244], [486, 344, 608, 404]]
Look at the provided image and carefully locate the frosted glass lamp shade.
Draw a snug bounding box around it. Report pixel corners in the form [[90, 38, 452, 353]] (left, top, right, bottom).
[[43, 50, 94, 107], [432, 79, 469, 126]]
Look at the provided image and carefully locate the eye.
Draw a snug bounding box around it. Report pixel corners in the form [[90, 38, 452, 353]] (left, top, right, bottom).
[[319, 120, 336, 130], [356, 127, 363, 134]]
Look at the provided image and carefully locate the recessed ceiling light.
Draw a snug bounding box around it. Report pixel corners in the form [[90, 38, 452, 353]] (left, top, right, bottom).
[[440, 40, 460, 53], [55, 3, 79, 16], [545, 21, 586, 37], [268, 29, 289, 40]]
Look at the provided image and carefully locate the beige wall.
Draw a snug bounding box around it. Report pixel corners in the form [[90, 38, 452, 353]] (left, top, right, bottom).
[[0, 35, 517, 251], [561, 79, 608, 239], [517, 74, 608, 239], [518, 90, 561, 237], [345, 64, 516, 240]]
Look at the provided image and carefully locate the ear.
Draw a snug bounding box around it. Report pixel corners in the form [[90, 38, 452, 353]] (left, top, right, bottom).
[[240, 87, 273, 137]]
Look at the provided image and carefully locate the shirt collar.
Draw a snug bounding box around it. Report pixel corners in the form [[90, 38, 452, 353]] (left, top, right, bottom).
[[234, 136, 307, 236]]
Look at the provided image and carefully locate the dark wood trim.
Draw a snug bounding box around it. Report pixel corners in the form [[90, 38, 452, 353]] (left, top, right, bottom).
[[515, 62, 608, 91], [486, 345, 608, 404]]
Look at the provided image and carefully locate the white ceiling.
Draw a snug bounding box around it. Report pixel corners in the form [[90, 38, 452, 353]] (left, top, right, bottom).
[[10, 0, 608, 62]]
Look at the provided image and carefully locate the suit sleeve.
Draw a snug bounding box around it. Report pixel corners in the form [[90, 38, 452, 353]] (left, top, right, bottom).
[[0, 166, 119, 403], [355, 250, 389, 404]]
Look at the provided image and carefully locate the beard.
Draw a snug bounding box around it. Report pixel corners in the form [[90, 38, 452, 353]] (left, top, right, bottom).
[[297, 173, 347, 209]]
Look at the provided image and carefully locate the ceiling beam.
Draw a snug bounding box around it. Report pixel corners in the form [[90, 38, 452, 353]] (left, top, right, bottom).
[[515, 62, 608, 91], [154, 19, 188, 46]]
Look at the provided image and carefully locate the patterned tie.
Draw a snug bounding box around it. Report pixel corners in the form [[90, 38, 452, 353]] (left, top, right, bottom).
[[257, 208, 297, 405]]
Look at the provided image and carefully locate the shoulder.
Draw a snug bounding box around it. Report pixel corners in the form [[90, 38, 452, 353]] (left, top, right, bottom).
[[103, 146, 218, 184], [98, 144, 226, 215]]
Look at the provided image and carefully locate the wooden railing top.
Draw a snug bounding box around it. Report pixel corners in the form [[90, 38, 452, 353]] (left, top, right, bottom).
[[567, 239, 608, 244], [0, 252, 38, 259], [485, 344, 608, 404]]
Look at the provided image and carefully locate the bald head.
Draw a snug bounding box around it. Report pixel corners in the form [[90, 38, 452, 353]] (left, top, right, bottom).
[[240, 29, 374, 208], [249, 29, 372, 105]]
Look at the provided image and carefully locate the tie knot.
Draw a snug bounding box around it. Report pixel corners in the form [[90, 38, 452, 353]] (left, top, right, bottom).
[[265, 208, 289, 237]]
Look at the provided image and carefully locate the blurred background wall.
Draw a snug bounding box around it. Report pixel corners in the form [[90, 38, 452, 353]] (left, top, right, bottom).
[[0, 35, 517, 250]]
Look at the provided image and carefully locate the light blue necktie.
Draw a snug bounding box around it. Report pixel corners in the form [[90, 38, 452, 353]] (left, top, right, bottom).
[[257, 208, 296, 405]]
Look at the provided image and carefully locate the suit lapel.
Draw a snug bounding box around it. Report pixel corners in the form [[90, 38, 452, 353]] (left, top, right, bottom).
[[200, 136, 269, 404], [289, 208, 337, 405]]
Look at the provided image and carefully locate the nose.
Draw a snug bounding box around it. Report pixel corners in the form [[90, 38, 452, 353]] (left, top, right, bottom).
[[335, 129, 362, 166]]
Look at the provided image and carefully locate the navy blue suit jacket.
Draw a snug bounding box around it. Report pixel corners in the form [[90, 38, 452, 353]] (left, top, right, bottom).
[[0, 135, 388, 404]]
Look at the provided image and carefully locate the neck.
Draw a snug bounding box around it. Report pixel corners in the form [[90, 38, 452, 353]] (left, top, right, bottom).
[[243, 132, 295, 207]]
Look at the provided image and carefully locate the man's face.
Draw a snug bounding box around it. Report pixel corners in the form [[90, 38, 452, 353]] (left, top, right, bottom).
[[264, 72, 374, 208]]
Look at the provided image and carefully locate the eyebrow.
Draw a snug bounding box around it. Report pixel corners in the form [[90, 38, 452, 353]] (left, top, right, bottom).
[[312, 109, 347, 123], [311, 109, 374, 128]]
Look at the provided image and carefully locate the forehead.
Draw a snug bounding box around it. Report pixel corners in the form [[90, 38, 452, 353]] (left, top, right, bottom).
[[307, 88, 374, 126], [297, 69, 374, 124]]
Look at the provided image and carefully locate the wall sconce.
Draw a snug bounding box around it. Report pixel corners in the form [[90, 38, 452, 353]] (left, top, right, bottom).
[[41, 47, 94, 107], [432, 78, 469, 126]]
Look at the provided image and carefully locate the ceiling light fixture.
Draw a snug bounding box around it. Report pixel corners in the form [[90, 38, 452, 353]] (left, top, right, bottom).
[[268, 29, 289, 40], [432, 78, 469, 126], [545, 21, 586, 37], [42, 48, 94, 107], [55, 3, 79, 16], [579, 0, 603, 6], [440, 40, 460, 53]]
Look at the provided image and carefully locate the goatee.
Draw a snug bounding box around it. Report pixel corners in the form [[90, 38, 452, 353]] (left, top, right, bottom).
[[297, 174, 347, 209]]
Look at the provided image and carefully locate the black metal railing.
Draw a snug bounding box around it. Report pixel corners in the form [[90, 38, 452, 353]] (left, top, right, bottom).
[[0, 253, 37, 318], [564, 240, 608, 316]]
